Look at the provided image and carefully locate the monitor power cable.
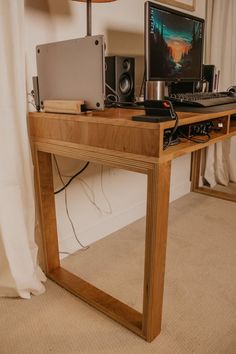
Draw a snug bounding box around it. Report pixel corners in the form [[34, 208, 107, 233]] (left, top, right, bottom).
[[54, 161, 90, 195]]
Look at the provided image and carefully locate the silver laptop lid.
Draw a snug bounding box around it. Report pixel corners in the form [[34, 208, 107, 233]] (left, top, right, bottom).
[[36, 35, 105, 110]]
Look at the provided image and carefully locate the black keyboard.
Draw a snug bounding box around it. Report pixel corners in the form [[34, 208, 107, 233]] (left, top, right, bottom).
[[168, 91, 236, 107]]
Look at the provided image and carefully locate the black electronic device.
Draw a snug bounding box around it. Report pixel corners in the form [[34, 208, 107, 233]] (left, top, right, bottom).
[[178, 121, 214, 137], [145, 1, 205, 83], [105, 56, 135, 103], [132, 99, 177, 122], [168, 64, 216, 95], [168, 91, 236, 107], [169, 81, 196, 95], [202, 64, 215, 92]]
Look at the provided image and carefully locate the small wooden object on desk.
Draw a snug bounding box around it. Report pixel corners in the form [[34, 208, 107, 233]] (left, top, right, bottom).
[[44, 100, 85, 114]]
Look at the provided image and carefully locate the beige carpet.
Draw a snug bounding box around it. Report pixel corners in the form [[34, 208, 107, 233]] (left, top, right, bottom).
[[214, 182, 236, 194], [1, 192, 236, 354]]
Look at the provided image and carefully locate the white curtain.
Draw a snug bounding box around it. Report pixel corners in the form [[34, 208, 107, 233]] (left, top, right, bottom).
[[0, 1, 46, 298], [204, 0, 236, 186]]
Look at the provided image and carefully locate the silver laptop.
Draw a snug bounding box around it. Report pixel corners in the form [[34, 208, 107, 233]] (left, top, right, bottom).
[[36, 35, 105, 110]]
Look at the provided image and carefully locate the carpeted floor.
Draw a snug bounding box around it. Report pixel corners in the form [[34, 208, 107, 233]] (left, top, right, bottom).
[[214, 182, 236, 194], [1, 192, 236, 354]]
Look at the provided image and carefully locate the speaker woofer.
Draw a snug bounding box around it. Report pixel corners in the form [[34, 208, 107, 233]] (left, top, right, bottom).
[[119, 74, 133, 96]]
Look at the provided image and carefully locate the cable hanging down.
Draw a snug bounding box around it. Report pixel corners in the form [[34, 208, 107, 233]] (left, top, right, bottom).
[[54, 161, 90, 195], [53, 155, 89, 251]]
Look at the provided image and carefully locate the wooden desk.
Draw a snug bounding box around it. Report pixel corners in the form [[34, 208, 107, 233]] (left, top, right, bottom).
[[29, 106, 236, 342]]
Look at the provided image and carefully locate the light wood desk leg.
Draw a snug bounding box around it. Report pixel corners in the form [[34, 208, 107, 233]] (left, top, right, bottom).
[[35, 150, 60, 273], [191, 150, 202, 191], [142, 161, 171, 342]]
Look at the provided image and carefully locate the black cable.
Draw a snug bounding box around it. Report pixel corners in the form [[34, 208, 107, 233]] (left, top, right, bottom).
[[54, 161, 90, 195], [53, 155, 89, 250], [163, 111, 180, 150], [177, 130, 211, 143]]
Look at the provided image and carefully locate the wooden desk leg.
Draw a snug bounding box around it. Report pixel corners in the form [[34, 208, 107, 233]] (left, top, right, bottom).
[[142, 161, 171, 342], [191, 150, 202, 191], [35, 150, 60, 273], [34, 148, 172, 341]]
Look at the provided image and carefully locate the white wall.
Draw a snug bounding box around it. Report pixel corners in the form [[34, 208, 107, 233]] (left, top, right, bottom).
[[25, 0, 206, 254]]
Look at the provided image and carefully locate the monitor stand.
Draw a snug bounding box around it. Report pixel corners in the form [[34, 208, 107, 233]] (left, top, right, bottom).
[[145, 81, 165, 101], [132, 81, 174, 122]]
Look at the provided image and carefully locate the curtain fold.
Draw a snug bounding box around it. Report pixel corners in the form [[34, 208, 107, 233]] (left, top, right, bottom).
[[0, 0, 46, 298], [204, 0, 236, 187]]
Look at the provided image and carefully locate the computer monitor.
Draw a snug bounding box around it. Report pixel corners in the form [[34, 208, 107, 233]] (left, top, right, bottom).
[[145, 1, 205, 83]]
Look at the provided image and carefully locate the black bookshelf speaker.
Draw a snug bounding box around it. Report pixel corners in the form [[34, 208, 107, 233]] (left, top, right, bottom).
[[105, 56, 135, 103], [203, 64, 216, 92]]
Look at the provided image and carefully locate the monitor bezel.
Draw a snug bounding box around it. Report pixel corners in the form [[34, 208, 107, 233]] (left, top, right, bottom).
[[145, 1, 205, 82]]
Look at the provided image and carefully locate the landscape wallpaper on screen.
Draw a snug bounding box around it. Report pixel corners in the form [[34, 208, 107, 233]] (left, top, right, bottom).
[[149, 7, 203, 79]]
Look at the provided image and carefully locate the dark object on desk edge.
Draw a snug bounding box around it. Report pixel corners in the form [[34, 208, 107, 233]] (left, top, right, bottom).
[[132, 114, 174, 123], [105, 100, 177, 122], [132, 100, 177, 123]]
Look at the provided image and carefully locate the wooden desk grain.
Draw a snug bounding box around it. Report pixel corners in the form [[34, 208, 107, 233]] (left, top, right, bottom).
[[29, 107, 236, 342]]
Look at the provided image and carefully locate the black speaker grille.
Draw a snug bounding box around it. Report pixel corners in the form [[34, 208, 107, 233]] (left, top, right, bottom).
[[105, 56, 135, 103]]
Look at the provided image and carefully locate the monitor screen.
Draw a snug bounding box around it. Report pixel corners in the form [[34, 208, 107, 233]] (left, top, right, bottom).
[[145, 1, 204, 82]]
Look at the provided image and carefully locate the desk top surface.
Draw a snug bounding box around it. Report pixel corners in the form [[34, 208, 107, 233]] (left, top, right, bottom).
[[30, 104, 236, 127], [29, 106, 236, 162]]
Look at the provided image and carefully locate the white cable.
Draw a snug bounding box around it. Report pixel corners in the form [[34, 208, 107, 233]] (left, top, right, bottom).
[[53, 155, 89, 251], [100, 166, 112, 214]]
